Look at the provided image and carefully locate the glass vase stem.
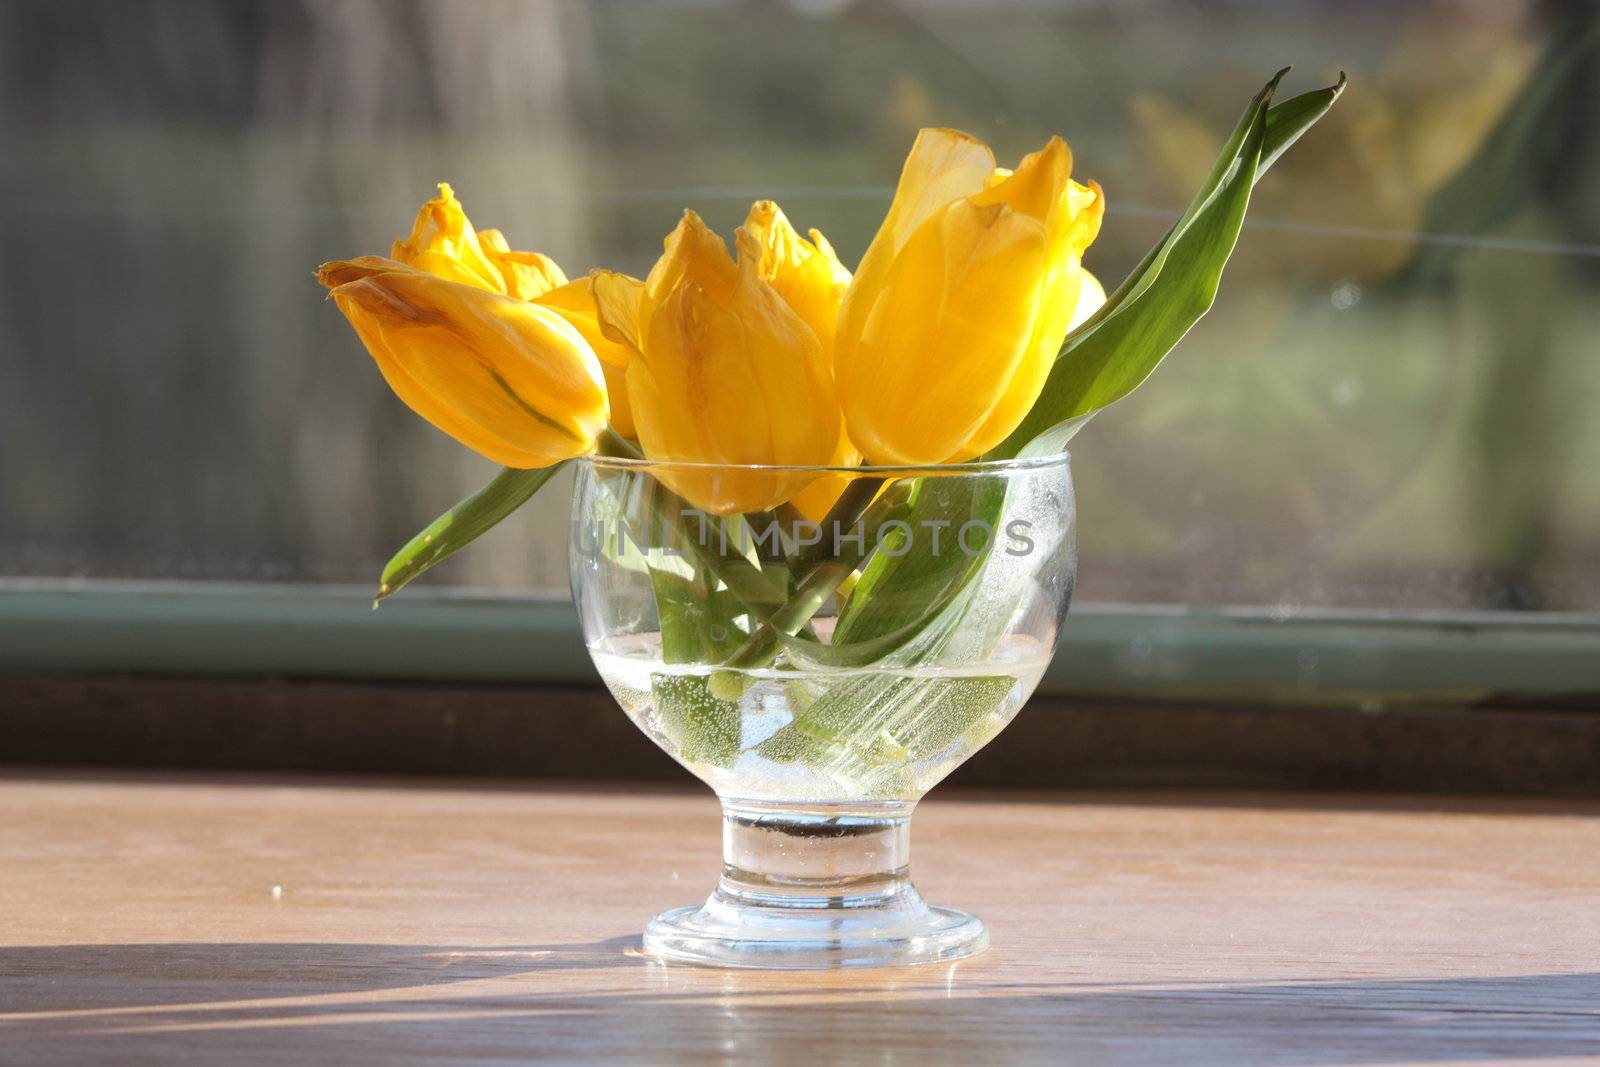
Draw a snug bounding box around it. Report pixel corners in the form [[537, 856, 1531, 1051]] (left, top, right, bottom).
[[643, 801, 988, 969]]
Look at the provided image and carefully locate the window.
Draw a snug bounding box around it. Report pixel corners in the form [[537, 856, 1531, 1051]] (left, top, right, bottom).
[[2, 1, 1596, 709]]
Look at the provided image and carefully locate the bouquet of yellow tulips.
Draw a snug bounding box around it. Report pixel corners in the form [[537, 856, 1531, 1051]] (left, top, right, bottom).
[[319, 69, 1342, 619], [322, 69, 1346, 964]]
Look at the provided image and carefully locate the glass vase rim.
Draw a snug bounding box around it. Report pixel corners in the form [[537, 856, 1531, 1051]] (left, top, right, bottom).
[[577, 451, 1072, 477]]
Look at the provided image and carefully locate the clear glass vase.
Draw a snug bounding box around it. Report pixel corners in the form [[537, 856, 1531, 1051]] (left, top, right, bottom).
[[569, 454, 1075, 968]]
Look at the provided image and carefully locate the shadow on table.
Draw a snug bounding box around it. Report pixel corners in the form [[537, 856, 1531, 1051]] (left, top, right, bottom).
[[2, 942, 1597, 1064], [0, 938, 640, 1012]]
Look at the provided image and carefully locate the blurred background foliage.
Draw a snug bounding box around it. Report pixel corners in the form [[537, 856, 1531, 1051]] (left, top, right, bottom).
[[1, 0, 1596, 611]]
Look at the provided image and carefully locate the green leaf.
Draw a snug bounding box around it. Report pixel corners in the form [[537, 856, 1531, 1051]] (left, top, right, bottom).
[[775, 573, 970, 669], [376, 463, 566, 603], [829, 475, 1006, 648], [1261, 72, 1348, 174], [633, 522, 749, 768], [757, 673, 1016, 790], [649, 568, 744, 664], [991, 69, 1346, 459], [717, 483, 914, 669]]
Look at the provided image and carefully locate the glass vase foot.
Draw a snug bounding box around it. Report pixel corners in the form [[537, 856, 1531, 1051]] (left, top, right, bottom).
[[642, 801, 989, 970]]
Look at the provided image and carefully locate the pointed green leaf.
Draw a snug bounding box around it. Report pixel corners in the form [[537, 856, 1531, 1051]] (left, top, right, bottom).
[[376, 462, 566, 603], [991, 70, 1346, 459], [646, 569, 744, 766], [830, 474, 1005, 648], [1261, 72, 1348, 174], [757, 673, 1016, 787]]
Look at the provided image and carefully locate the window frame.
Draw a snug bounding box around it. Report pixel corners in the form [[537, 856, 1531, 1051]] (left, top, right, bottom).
[[4, 580, 1596, 708]]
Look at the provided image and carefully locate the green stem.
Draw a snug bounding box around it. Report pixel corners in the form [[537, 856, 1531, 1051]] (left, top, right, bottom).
[[800, 476, 885, 566], [594, 436, 896, 663], [595, 429, 788, 617], [770, 503, 809, 543], [723, 561, 855, 669], [597, 428, 643, 460], [721, 476, 898, 669]]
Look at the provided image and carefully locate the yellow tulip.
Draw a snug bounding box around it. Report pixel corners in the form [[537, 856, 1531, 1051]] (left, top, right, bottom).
[[833, 128, 1105, 465], [739, 200, 862, 518], [317, 259, 608, 468], [379, 181, 642, 441], [592, 211, 842, 515]]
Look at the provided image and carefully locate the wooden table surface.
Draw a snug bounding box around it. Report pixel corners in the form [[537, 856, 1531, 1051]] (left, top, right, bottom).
[[1, 773, 1597, 1065]]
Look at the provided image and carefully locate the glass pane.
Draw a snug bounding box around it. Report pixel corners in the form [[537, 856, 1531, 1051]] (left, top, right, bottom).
[[3, 0, 1595, 611]]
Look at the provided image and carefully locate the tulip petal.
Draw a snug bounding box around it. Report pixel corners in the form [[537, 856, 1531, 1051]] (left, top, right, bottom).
[[330, 270, 608, 468], [347, 300, 523, 464], [535, 278, 638, 437], [971, 136, 1070, 222], [1069, 267, 1106, 332], [590, 270, 647, 361], [647, 211, 739, 307], [391, 182, 507, 294], [839, 128, 994, 325], [965, 177, 1104, 456], [1062, 178, 1106, 256], [808, 228, 850, 280], [839, 198, 1047, 465], [317, 255, 421, 289], [599, 360, 636, 439], [882, 128, 997, 254], [489, 247, 569, 302], [741, 201, 852, 352]]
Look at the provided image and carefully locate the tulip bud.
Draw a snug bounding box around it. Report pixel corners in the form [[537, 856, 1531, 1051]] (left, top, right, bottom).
[[594, 211, 843, 515], [318, 262, 608, 468], [367, 183, 639, 443], [834, 129, 1104, 465]]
